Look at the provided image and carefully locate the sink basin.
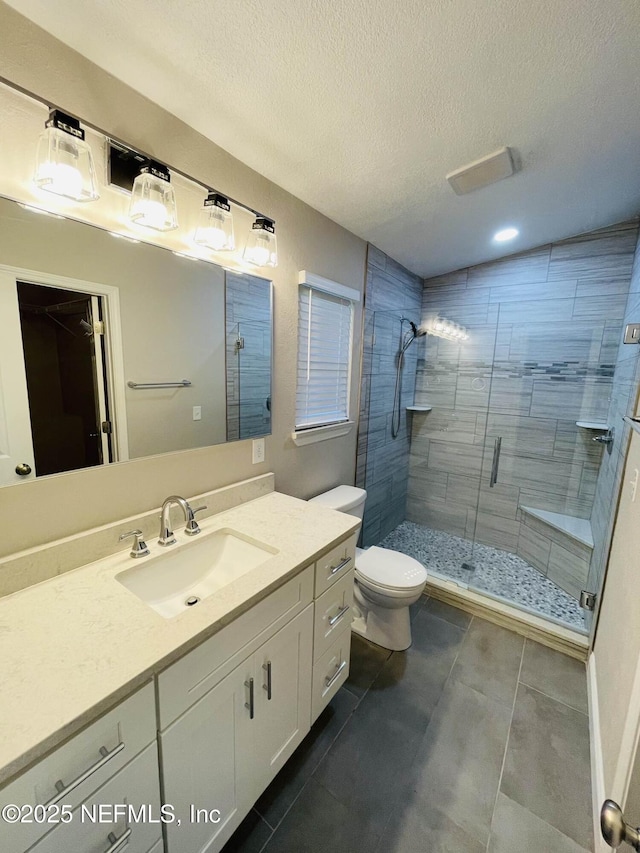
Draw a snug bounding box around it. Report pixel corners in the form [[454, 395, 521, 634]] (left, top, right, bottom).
[[115, 528, 278, 618]]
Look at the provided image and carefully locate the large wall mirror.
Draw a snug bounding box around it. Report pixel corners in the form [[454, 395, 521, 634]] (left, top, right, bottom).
[[0, 195, 272, 487]]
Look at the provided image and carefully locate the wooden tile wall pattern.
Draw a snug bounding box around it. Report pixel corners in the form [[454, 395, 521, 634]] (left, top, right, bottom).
[[408, 220, 640, 592], [356, 245, 423, 545]]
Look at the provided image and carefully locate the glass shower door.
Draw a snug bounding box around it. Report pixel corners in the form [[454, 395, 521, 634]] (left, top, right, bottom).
[[467, 296, 607, 632], [400, 302, 500, 583]]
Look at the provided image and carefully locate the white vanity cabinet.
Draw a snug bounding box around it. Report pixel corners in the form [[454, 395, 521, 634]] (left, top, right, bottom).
[[0, 682, 158, 853], [311, 533, 357, 722], [158, 572, 315, 853], [0, 525, 359, 853], [28, 743, 162, 853]]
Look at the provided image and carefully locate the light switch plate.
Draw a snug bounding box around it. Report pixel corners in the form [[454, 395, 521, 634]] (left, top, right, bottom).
[[192, 406, 202, 421], [252, 438, 265, 464]]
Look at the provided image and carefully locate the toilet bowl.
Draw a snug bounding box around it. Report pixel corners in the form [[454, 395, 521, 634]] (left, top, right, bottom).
[[309, 486, 427, 651]]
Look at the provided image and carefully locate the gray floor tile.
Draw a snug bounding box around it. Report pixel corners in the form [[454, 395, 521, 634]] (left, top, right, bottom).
[[489, 793, 590, 853], [261, 779, 382, 853], [311, 694, 426, 835], [423, 597, 473, 629], [520, 640, 588, 713], [221, 808, 273, 853], [450, 618, 524, 707], [375, 800, 486, 853], [407, 679, 513, 846], [344, 633, 392, 699], [364, 611, 467, 731], [308, 615, 463, 837], [255, 687, 358, 828], [501, 684, 592, 849]]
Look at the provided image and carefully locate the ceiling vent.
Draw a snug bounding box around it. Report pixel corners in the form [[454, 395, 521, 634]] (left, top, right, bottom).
[[446, 146, 516, 195]]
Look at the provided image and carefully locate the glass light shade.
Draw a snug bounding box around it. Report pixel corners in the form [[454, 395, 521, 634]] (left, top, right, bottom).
[[129, 171, 178, 231], [243, 219, 277, 267], [195, 204, 234, 251], [34, 127, 99, 202]]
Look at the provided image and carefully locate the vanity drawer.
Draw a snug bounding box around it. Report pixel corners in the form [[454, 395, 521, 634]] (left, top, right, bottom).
[[28, 742, 162, 853], [314, 533, 358, 598], [158, 565, 314, 728], [311, 624, 351, 723], [313, 570, 354, 662], [0, 682, 156, 852]]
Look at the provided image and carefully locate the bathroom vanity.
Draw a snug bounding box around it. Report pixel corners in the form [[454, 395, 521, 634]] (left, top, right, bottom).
[[0, 480, 358, 853]]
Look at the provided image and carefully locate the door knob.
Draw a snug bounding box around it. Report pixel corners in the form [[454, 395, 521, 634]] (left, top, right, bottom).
[[601, 799, 640, 849], [15, 463, 32, 476]]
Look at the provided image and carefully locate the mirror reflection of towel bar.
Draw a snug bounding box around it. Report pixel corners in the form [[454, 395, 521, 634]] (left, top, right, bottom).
[[127, 380, 192, 389]]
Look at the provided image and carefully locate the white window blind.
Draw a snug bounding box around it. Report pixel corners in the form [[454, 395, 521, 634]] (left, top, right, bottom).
[[296, 285, 354, 429]]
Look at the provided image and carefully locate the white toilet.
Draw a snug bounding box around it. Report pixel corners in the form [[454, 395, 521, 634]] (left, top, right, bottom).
[[309, 486, 428, 651]]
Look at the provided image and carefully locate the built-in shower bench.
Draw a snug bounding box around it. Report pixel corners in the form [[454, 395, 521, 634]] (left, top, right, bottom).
[[517, 506, 593, 600]]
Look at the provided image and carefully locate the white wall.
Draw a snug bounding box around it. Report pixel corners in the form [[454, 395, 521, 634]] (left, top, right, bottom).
[[0, 2, 367, 557]]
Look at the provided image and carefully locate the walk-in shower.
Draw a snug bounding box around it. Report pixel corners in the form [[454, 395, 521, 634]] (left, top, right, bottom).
[[359, 222, 640, 638]]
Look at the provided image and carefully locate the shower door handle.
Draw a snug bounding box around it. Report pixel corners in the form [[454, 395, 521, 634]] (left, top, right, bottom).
[[489, 437, 502, 488]]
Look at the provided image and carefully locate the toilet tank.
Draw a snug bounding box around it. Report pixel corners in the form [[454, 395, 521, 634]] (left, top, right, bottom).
[[309, 485, 367, 520]]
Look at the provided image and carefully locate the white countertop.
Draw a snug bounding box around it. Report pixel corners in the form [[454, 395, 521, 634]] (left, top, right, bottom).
[[0, 492, 359, 786]]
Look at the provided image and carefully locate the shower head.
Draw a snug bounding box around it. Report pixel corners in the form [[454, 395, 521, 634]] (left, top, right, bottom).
[[409, 321, 427, 338]]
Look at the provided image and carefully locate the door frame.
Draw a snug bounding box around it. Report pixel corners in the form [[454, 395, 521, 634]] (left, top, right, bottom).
[[0, 263, 129, 464], [588, 427, 640, 850]]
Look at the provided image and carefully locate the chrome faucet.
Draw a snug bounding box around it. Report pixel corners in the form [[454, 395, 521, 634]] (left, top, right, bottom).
[[158, 495, 208, 546]]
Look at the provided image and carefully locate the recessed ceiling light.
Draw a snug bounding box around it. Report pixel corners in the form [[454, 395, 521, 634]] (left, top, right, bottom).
[[494, 227, 519, 243]]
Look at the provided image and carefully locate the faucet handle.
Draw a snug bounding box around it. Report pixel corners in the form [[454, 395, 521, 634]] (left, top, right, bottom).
[[119, 529, 150, 558], [185, 504, 208, 537]]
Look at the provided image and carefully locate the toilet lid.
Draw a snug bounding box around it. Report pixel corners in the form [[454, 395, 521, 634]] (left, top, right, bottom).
[[356, 546, 427, 591]]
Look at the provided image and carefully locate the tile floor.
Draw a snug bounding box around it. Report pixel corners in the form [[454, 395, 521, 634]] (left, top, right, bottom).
[[379, 521, 587, 631], [222, 597, 592, 853]]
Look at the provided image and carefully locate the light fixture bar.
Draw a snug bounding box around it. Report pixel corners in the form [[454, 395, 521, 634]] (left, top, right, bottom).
[[106, 138, 274, 224]]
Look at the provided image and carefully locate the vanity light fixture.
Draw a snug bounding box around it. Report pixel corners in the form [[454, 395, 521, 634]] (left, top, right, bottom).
[[195, 192, 235, 251], [243, 217, 278, 267], [34, 109, 100, 202], [427, 316, 468, 342], [128, 160, 178, 231], [493, 226, 519, 243]]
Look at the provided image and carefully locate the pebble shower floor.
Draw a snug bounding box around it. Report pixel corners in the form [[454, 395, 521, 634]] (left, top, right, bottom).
[[378, 521, 587, 631]]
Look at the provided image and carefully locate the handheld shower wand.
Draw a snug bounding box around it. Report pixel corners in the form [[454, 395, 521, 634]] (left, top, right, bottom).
[[391, 318, 424, 439]]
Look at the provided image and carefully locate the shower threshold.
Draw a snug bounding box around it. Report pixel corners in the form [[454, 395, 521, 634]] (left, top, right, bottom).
[[378, 521, 587, 633]]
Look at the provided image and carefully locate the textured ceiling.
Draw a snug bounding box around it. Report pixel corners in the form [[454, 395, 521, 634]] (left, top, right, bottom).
[[5, 0, 640, 277]]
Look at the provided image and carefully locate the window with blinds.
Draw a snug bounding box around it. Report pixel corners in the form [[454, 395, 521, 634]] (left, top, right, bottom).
[[296, 284, 354, 429]]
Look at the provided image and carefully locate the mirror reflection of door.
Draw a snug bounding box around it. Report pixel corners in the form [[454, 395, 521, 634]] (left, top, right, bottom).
[[18, 281, 113, 477], [0, 275, 114, 485]]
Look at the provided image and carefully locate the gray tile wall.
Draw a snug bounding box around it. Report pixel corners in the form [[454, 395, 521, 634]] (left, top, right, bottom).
[[408, 221, 639, 594], [225, 272, 272, 441], [587, 227, 640, 617], [356, 245, 423, 545]]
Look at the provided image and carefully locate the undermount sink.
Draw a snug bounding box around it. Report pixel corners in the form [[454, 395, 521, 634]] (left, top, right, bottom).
[[115, 528, 278, 618]]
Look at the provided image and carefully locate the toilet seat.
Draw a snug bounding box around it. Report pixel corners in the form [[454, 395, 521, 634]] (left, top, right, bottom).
[[356, 546, 427, 593]]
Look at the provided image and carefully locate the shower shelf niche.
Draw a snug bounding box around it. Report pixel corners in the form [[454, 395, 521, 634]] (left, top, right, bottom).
[[576, 421, 609, 430], [406, 406, 432, 413]]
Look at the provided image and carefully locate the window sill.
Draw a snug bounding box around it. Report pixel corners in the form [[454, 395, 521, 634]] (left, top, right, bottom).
[[291, 421, 355, 446]]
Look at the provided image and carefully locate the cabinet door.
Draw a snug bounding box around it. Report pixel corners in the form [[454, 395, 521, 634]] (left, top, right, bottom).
[[160, 661, 254, 853], [253, 604, 313, 794]]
